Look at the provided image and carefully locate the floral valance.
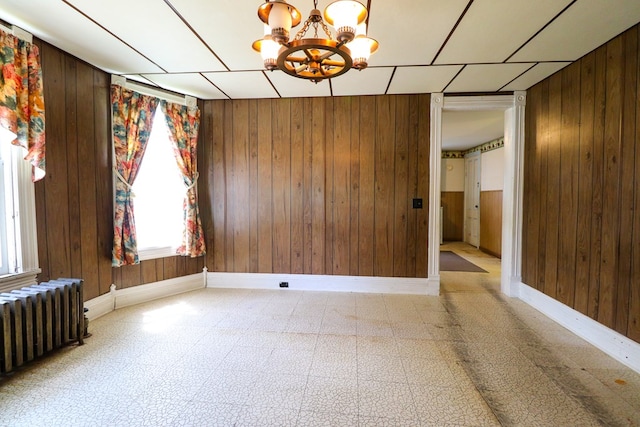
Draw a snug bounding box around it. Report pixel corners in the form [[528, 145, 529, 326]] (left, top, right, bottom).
[[0, 30, 45, 181]]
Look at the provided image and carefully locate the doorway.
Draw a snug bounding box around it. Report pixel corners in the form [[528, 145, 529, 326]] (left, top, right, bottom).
[[464, 151, 481, 248], [428, 92, 526, 297]]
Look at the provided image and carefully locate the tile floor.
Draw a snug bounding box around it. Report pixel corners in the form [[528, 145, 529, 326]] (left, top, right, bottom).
[[1, 243, 640, 426]]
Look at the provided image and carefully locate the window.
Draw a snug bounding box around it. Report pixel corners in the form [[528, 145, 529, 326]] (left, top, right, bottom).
[[1, 135, 19, 276], [0, 129, 39, 289], [130, 108, 185, 260]]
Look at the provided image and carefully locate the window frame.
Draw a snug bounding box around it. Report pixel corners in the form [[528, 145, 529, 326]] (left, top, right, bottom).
[[111, 76, 195, 263], [0, 139, 40, 292]]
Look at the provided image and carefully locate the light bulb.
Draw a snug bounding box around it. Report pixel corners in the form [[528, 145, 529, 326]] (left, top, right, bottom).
[[324, 0, 367, 43]]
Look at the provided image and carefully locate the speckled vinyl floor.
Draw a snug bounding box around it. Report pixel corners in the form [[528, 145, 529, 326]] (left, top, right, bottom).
[[1, 242, 639, 426]]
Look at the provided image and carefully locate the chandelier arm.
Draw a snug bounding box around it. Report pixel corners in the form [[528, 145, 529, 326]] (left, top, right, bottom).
[[323, 59, 346, 67]]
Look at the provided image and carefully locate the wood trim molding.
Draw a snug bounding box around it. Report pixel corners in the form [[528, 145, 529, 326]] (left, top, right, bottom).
[[207, 272, 438, 296], [518, 282, 640, 374]]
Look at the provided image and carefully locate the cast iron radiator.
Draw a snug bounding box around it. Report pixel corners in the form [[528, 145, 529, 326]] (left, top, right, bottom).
[[0, 278, 84, 374]]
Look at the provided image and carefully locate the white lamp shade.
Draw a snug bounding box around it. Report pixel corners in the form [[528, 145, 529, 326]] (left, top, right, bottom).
[[324, 1, 367, 31], [268, 2, 293, 34], [260, 38, 280, 62]]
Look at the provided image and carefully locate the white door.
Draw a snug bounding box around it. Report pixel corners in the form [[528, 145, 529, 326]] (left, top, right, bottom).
[[464, 152, 481, 247]]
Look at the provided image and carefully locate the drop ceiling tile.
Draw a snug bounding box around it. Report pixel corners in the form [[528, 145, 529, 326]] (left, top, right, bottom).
[[445, 63, 533, 93], [367, 0, 470, 66], [167, 0, 264, 71], [66, 0, 227, 73], [203, 71, 279, 99], [266, 72, 332, 98], [435, 0, 573, 64], [509, 0, 640, 62], [142, 73, 227, 100], [387, 66, 463, 94], [501, 62, 571, 91], [0, 0, 164, 74], [331, 67, 394, 97]]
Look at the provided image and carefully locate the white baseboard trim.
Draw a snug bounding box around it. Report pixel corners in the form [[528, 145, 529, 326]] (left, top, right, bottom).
[[83, 270, 207, 321], [207, 272, 438, 295], [115, 272, 205, 310], [518, 282, 640, 374], [84, 290, 115, 321]]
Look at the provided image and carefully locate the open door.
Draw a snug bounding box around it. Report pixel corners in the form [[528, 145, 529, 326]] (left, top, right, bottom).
[[464, 152, 480, 248]]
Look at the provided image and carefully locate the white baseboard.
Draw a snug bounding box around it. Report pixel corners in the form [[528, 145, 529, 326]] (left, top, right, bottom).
[[115, 272, 205, 309], [518, 282, 640, 374], [207, 272, 438, 295], [84, 291, 115, 321], [83, 270, 206, 321]]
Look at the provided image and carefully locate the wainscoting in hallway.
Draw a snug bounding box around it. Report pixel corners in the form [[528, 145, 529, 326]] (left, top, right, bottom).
[[1, 244, 639, 426]]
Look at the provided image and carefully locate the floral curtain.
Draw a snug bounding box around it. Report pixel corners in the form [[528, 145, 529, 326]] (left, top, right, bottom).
[[160, 100, 206, 257], [0, 30, 45, 181], [111, 85, 159, 267]]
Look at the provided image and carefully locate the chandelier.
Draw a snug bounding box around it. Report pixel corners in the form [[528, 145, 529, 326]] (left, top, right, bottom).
[[252, 0, 379, 83]]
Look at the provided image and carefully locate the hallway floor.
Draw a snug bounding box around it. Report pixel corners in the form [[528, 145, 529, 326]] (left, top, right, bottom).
[[1, 243, 639, 426]]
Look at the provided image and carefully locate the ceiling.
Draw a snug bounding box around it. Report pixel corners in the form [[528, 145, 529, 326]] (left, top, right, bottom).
[[0, 1, 638, 150], [1, 0, 639, 102]]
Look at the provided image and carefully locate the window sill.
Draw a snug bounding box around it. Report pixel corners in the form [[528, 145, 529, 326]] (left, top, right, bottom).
[[138, 246, 179, 261], [0, 269, 41, 293]]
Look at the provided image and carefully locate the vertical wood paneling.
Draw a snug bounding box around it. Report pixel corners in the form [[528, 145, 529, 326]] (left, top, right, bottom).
[[64, 58, 81, 279], [393, 96, 409, 277], [272, 99, 291, 273], [524, 23, 640, 344], [248, 100, 259, 272], [290, 98, 305, 274], [536, 80, 550, 293], [223, 103, 235, 271], [358, 96, 376, 276], [232, 100, 250, 272], [257, 99, 273, 273], [333, 97, 351, 275], [441, 192, 464, 241], [599, 36, 623, 329], [76, 62, 100, 299], [544, 73, 562, 299], [588, 45, 607, 319], [630, 27, 640, 341], [211, 101, 227, 272], [349, 97, 361, 276], [302, 98, 314, 274], [34, 40, 204, 299], [200, 93, 430, 281], [615, 27, 638, 335], [574, 51, 596, 315], [311, 99, 325, 275], [41, 43, 71, 280], [324, 98, 334, 274], [374, 96, 395, 277], [557, 62, 580, 307], [479, 191, 502, 258], [93, 71, 113, 296]]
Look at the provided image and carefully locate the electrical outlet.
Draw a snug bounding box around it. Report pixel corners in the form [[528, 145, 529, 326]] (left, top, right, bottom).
[[279, 282, 289, 288], [413, 198, 423, 209]]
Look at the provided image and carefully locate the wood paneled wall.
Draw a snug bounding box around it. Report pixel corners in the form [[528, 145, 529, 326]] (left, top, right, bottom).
[[35, 40, 203, 301], [523, 24, 640, 343], [441, 192, 464, 241], [199, 95, 430, 278], [480, 191, 502, 258]]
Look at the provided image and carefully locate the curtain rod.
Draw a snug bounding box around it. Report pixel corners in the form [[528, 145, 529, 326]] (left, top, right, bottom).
[[0, 21, 33, 43], [111, 75, 197, 108]]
